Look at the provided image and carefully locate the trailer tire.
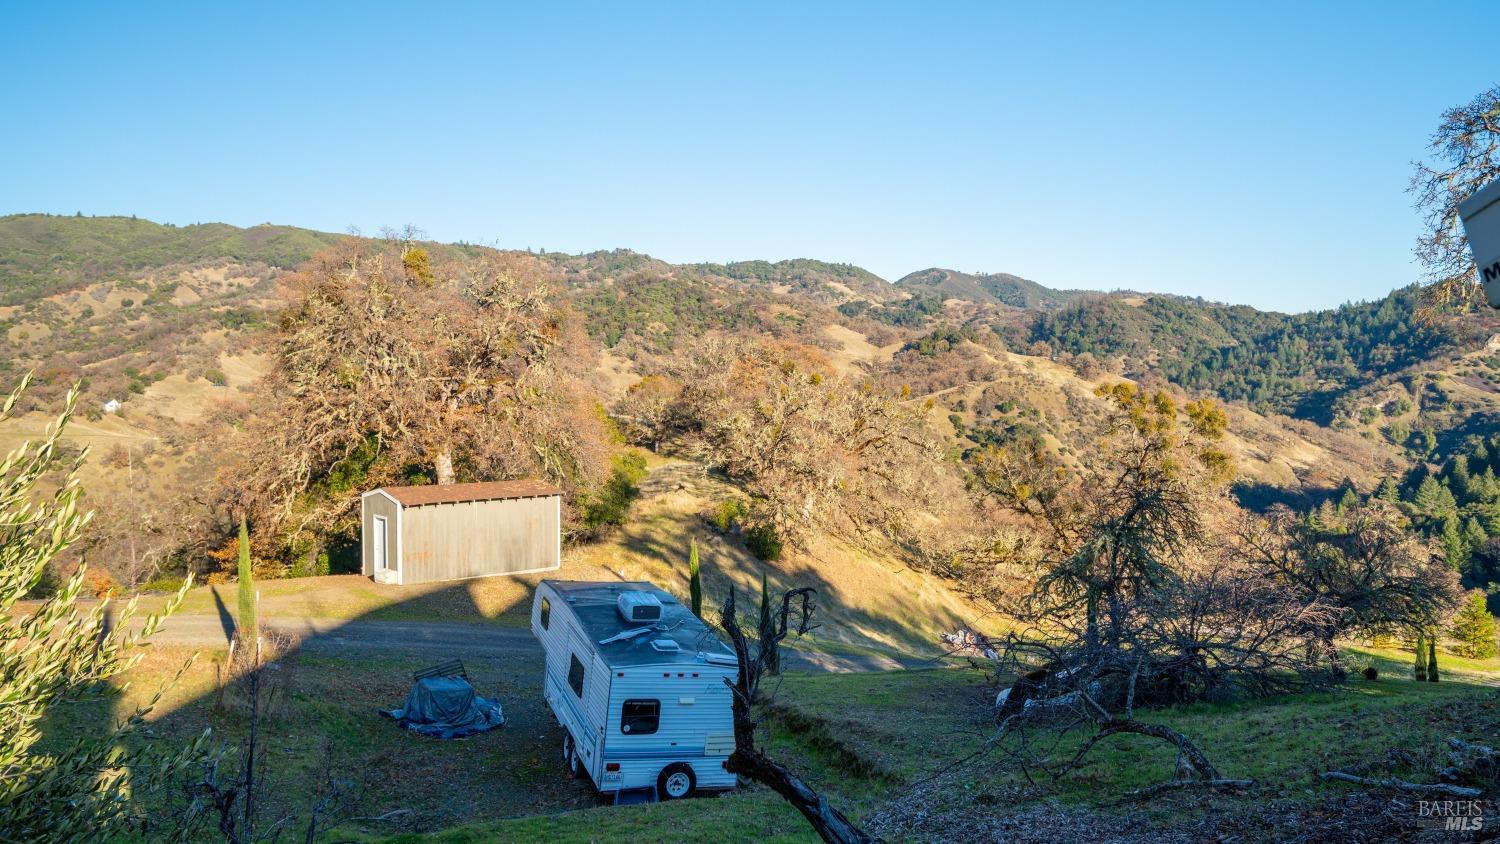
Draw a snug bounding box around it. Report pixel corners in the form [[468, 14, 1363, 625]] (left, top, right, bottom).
[[657, 763, 696, 799], [562, 733, 581, 778]]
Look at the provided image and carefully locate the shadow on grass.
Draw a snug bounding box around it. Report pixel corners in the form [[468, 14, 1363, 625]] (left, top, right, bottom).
[[209, 585, 235, 644]]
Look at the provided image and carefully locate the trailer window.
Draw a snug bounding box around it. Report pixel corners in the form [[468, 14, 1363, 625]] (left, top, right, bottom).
[[568, 654, 585, 698], [539, 596, 551, 629], [620, 699, 660, 735]]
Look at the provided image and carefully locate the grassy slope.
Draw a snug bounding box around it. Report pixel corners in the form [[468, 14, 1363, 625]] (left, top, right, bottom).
[[349, 651, 1498, 842], [36, 461, 1498, 842]]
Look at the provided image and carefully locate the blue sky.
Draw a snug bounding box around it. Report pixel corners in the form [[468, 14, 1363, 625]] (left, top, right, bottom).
[[4, 2, 1497, 312]]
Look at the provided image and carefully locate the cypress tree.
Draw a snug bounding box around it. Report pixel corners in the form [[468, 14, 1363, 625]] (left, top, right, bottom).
[[1427, 634, 1439, 682], [237, 515, 256, 645], [688, 539, 703, 619], [758, 570, 779, 675]]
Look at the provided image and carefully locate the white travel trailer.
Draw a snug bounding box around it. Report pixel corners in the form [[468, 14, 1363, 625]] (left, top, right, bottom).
[[530, 580, 739, 800]]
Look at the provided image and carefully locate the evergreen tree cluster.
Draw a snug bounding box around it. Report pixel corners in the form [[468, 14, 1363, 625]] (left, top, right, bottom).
[[1030, 287, 1450, 422], [1370, 432, 1500, 589]]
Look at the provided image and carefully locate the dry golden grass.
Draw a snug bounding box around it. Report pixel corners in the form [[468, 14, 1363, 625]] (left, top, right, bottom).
[[820, 324, 897, 377]]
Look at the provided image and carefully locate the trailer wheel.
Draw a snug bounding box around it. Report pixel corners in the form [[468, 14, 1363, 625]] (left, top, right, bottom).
[[562, 733, 581, 778], [656, 763, 696, 799]]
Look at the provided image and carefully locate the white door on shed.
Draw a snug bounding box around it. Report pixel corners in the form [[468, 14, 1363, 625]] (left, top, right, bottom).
[[373, 516, 389, 570]]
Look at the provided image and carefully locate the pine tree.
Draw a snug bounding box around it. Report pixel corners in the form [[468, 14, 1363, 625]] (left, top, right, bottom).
[[237, 515, 257, 644], [1337, 486, 1359, 515], [1414, 630, 1428, 681], [1414, 476, 1446, 514], [1450, 456, 1473, 503], [688, 538, 703, 619], [1462, 518, 1489, 575], [1375, 476, 1400, 502], [1478, 468, 1500, 503], [1449, 591, 1498, 659], [1428, 634, 1439, 682], [1441, 517, 1469, 571]]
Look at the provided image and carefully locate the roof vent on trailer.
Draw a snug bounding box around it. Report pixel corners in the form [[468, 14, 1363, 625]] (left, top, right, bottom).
[[617, 591, 663, 624]]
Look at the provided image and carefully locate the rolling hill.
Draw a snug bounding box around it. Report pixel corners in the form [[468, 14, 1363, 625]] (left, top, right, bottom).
[[894, 267, 1082, 309], [4, 211, 1499, 587]]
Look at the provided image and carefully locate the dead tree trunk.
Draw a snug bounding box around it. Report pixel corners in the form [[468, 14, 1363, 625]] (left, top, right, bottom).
[[718, 588, 879, 844]]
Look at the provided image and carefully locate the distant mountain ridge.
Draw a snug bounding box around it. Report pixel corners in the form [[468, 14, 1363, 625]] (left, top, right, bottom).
[[4, 211, 1499, 526], [4, 213, 1496, 440], [0, 213, 341, 306], [894, 267, 1083, 310]]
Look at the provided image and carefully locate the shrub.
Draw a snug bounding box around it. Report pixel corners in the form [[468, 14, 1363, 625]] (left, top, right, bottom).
[[709, 498, 748, 532], [745, 524, 783, 561], [1361, 665, 1379, 681], [203, 368, 227, 386], [78, 564, 118, 598], [139, 574, 187, 593], [579, 451, 647, 533]]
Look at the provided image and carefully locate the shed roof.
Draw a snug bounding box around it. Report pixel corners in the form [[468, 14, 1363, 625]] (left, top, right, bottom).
[[375, 480, 563, 507], [544, 580, 737, 669]]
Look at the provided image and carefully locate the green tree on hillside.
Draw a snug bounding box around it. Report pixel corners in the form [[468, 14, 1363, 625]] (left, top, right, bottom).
[[1449, 590, 1498, 659]]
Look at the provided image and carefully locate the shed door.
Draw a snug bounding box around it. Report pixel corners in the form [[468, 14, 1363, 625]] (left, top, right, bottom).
[[373, 516, 389, 570]]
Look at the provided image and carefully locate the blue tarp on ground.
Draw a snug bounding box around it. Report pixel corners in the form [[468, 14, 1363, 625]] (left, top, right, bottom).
[[381, 676, 505, 739]]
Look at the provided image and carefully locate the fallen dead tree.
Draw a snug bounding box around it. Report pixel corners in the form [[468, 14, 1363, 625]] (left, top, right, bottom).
[[1440, 737, 1499, 785], [1318, 738, 1496, 799], [990, 679, 1253, 804], [1317, 771, 1481, 798], [991, 564, 1346, 719]]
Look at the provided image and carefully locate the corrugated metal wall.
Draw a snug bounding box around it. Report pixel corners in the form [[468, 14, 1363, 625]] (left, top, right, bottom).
[[361, 493, 400, 577], [399, 494, 559, 585]]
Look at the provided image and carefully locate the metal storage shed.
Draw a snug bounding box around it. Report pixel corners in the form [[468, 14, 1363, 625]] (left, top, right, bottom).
[[360, 480, 562, 586]]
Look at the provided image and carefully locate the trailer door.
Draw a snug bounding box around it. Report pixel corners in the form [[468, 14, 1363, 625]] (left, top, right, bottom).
[[567, 626, 608, 780]]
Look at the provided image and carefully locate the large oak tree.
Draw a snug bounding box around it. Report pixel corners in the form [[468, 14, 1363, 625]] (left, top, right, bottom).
[[234, 240, 609, 551]]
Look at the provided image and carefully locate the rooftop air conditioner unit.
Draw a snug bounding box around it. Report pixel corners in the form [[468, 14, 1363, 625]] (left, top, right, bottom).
[[617, 591, 663, 624]]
